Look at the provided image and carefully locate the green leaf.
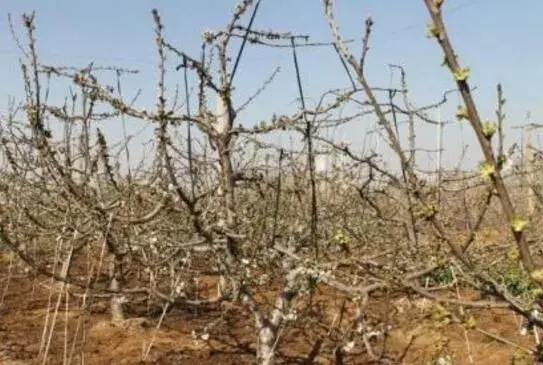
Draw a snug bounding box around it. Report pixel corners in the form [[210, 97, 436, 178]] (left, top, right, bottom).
[[453, 67, 470, 81], [479, 161, 495, 178], [463, 315, 477, 330], [425, 23, 440, 38], [531, 269, 543, 282], [511, 217, 528, 233], [507, 247, 520, 261], [455, 105, 469, 120], [482, 121, 497, 138]]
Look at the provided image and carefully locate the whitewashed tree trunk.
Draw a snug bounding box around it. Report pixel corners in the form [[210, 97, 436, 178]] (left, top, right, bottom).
[[214, 93, 240, 298], [251, 268, 304, 365], [109, 257, 124, 322]]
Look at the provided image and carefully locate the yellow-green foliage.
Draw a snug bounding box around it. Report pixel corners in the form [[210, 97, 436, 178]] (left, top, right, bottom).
[[511, 349, 533, 365], [499, 248, 535, 299]]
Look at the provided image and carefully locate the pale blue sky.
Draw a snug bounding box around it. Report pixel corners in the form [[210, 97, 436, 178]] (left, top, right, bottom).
[[1, 0, 542, 171]]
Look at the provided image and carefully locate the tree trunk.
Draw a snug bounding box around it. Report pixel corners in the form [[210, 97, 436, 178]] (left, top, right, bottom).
[[109, 257, 124, 322]]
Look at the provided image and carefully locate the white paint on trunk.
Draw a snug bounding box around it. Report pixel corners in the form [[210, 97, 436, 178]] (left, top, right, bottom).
[[214, 93, 229, 135]]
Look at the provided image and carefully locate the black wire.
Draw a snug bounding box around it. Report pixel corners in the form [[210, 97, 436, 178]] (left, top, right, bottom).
[[229, 0, 262, 88]]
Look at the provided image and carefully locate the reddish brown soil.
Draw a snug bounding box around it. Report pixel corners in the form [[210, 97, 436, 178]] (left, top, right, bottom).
[[0, 254, 538, 364]]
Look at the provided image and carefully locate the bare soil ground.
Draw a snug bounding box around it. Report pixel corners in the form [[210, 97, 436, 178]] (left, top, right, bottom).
[[0, 254, 538, 365]]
